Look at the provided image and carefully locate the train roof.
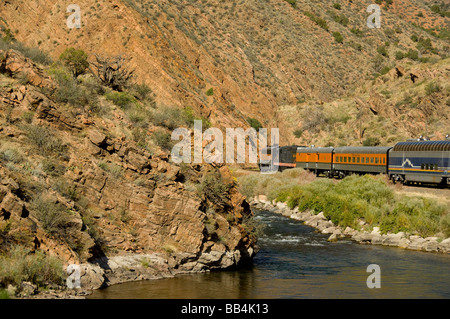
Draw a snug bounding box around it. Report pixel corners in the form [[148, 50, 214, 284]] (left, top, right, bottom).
[[296, 147, 334, 153], [334, 146, 392, 154], [392, 140, 450, 152]]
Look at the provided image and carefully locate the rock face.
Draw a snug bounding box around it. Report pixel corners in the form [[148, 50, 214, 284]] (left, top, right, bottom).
[[0, 49, 54, 89], [0, 49, 258, 293]]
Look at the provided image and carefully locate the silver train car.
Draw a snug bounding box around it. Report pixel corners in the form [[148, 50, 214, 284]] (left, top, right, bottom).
[[388, 140, 450, 185]]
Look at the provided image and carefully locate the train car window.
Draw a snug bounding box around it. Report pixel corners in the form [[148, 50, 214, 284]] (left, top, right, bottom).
[[366, 157, 369, 163], [347, 157, 351, 162], [425, 164, 429, 170], [383, 158, 385, 164], [371, 157, 374, 164], [434, 164, 438, 170], [357, 157, 360, 163], [352, 157, 355, 163], [375, 158, 379, 164], [421, 164, 424, 170]]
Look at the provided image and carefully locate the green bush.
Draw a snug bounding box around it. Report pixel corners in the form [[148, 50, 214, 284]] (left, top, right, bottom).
[[105, 91, 137, 110], [284, 0, 297, 8], [49, 67, 96, 108], [395, 51, 405, 60], [293, 129, 303, 138], [377, 45, 388, 57], [363, 137, 381, 146], [269, 174, 449, 236], [332, 31, 344, 43], [405, 49, 419, 61], [59, 47, 89, 78], [0, 246, 64, 289], [247, 117, 263, 130], [304, 11, 329, 31], [151, 106, 210, 130]]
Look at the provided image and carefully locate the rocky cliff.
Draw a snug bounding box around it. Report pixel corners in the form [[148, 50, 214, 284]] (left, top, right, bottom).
[[0, 49, 257, 295]]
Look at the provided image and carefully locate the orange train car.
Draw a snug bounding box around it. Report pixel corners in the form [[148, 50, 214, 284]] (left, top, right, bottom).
[[295, 146, 391, 178], [296, 147, 334, 177]]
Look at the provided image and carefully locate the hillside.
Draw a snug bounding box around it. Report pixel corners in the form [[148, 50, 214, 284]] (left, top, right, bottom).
[[0, 0, 449, 297], [1, 0, 448, 145]]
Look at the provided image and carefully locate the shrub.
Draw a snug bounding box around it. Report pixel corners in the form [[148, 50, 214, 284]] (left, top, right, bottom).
[[425, 81, 441, 95], [247, 117, 263, 131], [363, 137, 381, 146], [293, 129, 303, 138], [205, 88, 214, 96], [0, 246, 64, 289], [49, 67, 96, 108], [332, 31, 344, 43], [200, 169, 232, 209], [98, 162, 124, 179], [395, 51, 404, 60], [247, 172, 449, 237], [377, 45, 388, 57], [129, 82, 156, 107], [151, 106, 185, 130], [284, 0, 297, 8], [31, 196, 71, 235], [405, 49, 419, 61], [304, 11, 329, 31], [105, 91, 137, 110], [24, 125, 66, 156], [0, 148, 24, 164], [152, 129, 173, 151]]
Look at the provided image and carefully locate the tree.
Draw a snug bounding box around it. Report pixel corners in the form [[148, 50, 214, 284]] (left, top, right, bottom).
[[91, 54, 134, 91], [59, 48, 89, 78]]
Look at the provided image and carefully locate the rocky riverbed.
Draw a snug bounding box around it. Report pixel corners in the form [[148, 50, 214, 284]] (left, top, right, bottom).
[[250, 195, 450, 254]]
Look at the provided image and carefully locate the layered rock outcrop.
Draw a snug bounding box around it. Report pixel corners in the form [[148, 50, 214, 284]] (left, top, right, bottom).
[[0, 49, 258, 295]]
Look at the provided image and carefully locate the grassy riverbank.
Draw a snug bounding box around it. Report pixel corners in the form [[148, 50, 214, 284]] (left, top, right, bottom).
[[237, 168, 450, 238]]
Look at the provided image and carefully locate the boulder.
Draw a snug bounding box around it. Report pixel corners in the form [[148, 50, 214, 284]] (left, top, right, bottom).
[[438, 238, 450, 253], [327, 233, 338, 242], [88, 130, 108, 147]]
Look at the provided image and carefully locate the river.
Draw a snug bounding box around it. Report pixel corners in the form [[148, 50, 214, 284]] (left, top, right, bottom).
[[88, 210, 450, 299]]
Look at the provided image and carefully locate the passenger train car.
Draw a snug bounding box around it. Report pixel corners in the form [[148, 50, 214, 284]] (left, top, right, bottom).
[[389, 140, 450, 185], [258, 140, 450, 186]]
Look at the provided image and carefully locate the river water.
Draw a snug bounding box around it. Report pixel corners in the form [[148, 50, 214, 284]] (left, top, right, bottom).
[[89, 210, 450, 299]]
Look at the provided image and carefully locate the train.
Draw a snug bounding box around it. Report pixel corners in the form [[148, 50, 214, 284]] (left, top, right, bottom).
[[258, 140, 450, 186]]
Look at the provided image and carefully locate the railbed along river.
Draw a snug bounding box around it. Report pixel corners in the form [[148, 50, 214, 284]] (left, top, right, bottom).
[[89, 210, 450, 299]]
